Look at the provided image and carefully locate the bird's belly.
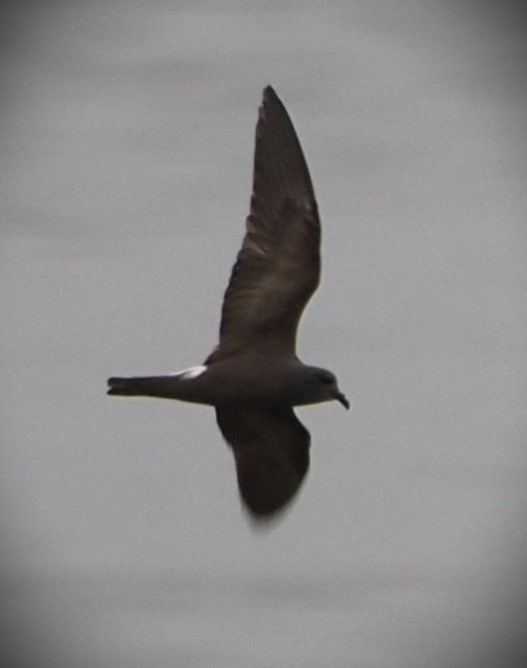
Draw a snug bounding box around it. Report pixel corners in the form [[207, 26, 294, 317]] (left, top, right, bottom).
[[197, 361, 302, 408]]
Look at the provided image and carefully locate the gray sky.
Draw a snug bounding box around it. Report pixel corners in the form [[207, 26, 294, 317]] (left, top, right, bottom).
[[2, 2, 526, 666]]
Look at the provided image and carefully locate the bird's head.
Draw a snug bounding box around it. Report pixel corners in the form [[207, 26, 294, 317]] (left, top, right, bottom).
[[305, 366, 350, 409]]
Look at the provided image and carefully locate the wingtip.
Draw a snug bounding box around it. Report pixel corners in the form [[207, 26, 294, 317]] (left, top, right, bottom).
[[259, 85, 283, 123], [262, 85, 278, 102]]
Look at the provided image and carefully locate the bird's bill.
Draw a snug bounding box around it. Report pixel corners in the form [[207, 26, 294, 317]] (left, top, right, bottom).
[[335, 392, 350, 410]]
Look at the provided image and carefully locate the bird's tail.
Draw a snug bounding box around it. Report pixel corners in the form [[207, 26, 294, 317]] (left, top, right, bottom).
[[107, 376, 176, 398]]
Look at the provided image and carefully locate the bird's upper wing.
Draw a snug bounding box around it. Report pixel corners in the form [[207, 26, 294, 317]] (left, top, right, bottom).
[[209, 86, 321, 362], [215, 405, 310, 520]]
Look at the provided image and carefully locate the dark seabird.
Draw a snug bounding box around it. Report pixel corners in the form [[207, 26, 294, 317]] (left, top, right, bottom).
[[108, 86, 349, 521]]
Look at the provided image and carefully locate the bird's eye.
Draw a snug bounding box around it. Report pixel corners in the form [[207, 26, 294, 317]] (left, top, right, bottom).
[[320, 373, 334, 385]]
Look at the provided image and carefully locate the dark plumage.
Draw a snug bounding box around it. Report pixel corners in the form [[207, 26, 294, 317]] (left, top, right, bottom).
[[108, 86, 349, 521]]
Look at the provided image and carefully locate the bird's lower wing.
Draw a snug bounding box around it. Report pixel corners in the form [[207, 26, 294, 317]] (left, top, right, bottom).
[[215, 406, 310, 520]]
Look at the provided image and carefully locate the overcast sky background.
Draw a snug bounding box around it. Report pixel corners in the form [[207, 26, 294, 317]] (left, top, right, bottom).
[[1, 2, 526, 666]]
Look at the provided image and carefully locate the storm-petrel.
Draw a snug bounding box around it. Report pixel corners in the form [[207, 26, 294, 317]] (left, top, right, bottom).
[[108, 86, 349, 521]]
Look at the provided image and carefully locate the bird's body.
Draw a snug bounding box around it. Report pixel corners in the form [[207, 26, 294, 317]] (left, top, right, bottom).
[[108, 86, 348, 521], [109, 358, 340, 408]]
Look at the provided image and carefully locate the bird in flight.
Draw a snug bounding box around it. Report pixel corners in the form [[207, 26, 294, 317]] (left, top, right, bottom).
[[108, 86, 349, 521]]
